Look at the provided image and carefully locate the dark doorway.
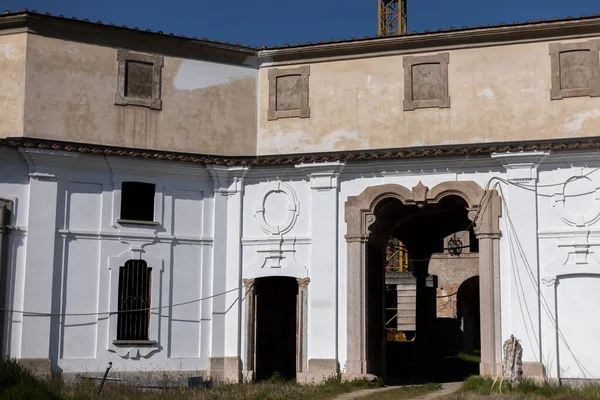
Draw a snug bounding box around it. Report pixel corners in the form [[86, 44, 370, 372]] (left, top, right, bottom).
[[254, 277, 298, 381], [457, 276, 481, 355]]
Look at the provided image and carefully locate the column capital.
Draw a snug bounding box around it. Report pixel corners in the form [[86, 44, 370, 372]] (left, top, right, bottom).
[[297, 277, 310, 287], [345, 234, 369, 244], [206, 165, 249, 197], [491, 151, 550, 182], [19, 148, 75, 180], [295, 161, 345, 191]]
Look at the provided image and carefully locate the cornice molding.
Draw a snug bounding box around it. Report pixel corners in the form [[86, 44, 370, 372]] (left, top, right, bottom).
[[3, 136, 600, 168]]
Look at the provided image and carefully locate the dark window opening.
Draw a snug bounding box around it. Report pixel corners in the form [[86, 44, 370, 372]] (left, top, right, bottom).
[[120, 182, 155, 222], [125, 61, 154, 99], [117, 259, 151, 341]]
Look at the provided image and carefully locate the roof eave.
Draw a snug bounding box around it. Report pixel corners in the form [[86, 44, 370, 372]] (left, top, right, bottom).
[[258, 18, 600, 65], [0, 12, 260, 67]]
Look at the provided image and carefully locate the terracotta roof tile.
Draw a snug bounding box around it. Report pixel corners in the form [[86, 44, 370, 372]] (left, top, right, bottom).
[[2, 137, 599, 167]]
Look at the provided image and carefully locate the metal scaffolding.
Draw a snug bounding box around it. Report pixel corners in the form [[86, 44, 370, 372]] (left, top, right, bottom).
[[378, 0, 407, 36]]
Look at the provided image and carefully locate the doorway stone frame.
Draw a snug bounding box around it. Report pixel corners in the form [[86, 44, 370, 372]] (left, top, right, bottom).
[[242, 277, 310, 382], [343, 181, 502, 379]]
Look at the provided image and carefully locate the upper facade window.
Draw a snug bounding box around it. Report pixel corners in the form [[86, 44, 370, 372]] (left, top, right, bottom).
[[403, 53, 450, 111], [119, 181, 156, 223], [268, 66, 310, 120], [115, 49, 164, 110], [550, 40, 600, 100]]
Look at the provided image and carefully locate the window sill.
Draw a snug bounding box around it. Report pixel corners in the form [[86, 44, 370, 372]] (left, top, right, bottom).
[[117, 219, 160, 227], [112, 340, 158, 347], [109, 340, 160, 358]]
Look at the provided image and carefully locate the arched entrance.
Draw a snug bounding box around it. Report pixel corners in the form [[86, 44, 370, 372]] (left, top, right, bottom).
[[344, 181, 501, 381]]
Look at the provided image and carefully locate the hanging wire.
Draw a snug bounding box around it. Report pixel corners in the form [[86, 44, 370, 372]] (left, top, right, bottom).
[[1, 286, 242, 317]]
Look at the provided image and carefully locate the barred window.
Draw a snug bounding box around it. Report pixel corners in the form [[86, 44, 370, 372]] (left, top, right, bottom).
[[117, 260, 152, 341]]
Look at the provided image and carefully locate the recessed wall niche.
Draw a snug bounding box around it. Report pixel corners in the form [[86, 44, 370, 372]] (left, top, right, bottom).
[[550, 40, 600, 100], [403, 53, 450, 111], [115, 49, 164, 110], [268, 66, 310, 120]]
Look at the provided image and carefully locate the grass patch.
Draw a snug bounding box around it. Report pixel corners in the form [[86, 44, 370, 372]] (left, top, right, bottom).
[[360, 383, 442, 400], [0, 357, 382, 400], [445, 376, 600, 399], [456, 352, 481, 364]]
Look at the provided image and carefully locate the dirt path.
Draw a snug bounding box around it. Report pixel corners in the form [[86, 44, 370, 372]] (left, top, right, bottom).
[[331, 381, 462, 400]]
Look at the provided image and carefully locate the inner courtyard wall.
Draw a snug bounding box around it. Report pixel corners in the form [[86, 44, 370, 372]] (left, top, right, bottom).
[[1, 146, 599, 381]]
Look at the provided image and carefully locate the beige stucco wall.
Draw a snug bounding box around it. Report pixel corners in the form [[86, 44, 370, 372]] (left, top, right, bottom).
[[21, 34, 258, 156], [0, 32, 26, 137], [258, 37, 600, 155]]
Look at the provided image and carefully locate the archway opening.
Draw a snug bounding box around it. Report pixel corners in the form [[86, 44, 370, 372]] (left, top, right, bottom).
[[367, 195, 481, 384], [254, 277, 298, 381]]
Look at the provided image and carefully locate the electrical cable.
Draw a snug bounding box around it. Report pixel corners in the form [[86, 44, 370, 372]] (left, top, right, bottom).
[[497, 183, 594, 379], [1, 286, 242, 317]]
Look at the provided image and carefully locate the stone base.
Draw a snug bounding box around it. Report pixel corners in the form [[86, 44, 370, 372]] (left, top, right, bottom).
[[63, 370, 209, 387], [207, 357, 241, 383], [341, 373, 379, 383], [479, 362, 501, 376], [297, 359, 339, 384], [18, 358, 52, 379], [522, 362, 545, 378]]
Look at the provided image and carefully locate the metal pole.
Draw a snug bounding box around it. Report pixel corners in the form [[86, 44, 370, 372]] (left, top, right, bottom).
[[97, 361, 112, 396]]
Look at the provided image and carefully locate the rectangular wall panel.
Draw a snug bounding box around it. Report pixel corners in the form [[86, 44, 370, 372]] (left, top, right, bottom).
[[67, 182, 102, 231], [172, 190, 203, 238], [557, 276, 600, 379], [62, 239, 100, 359], [169, 244, 202, 358]]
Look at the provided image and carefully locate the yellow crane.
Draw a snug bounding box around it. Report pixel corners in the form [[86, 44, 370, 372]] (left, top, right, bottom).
[[378, 0, 407, 36]]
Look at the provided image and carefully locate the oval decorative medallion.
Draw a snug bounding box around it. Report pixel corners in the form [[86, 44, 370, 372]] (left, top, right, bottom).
[[554, 176, 600, 227], [254, 182, 299, 235]]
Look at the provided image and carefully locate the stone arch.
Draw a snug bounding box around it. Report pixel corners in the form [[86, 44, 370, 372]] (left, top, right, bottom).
[[343, 181, 501, 379]]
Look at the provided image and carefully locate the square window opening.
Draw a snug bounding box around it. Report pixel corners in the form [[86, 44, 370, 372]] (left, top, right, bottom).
[[120, 182, 155, 222]]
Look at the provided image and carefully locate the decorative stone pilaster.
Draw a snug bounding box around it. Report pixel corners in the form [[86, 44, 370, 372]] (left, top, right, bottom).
[[18, 149, 66, 377], [242, 279, 255, 382], [296, 162, 344, 382], [206, 166, 249, 382], [491, 151, 550, 377], [296, 278, 310, 375]]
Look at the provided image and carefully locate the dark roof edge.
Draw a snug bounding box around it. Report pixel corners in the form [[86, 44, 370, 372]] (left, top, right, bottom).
[[2, 136, 599, 167], [3, 11, 600, 66], [259, 17, 600, 64], [0, 11, 259, 68]]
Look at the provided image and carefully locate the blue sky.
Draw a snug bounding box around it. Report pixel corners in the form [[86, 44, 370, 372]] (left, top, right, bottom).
[[3, 0, 600, 47]]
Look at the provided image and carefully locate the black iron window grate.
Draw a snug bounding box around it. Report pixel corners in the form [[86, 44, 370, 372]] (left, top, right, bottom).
[[117, 260, 152, 341]]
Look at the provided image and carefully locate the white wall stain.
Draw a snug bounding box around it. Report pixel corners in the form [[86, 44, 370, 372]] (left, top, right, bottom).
[[478, 88, 495, 99], [261, 130, 366, 153], [173, 59, 256, 90], [0, 44, 16, 60], [564, 110, 600, 134]]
